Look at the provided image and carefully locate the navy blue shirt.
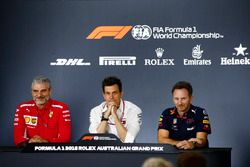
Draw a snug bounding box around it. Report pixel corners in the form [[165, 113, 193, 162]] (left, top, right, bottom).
[[158, 105, 211, 141]]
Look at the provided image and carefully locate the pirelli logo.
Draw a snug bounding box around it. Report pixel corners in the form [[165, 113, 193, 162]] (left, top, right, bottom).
[[87, 26, 132, 39], [99, 56, 136, 66]]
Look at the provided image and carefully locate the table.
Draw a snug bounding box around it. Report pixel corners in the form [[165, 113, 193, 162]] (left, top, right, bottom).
[[0, 143, 231, 167]]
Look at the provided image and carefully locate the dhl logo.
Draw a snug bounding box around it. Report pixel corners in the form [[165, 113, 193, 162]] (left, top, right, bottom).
[[86, 26, 132, 39]]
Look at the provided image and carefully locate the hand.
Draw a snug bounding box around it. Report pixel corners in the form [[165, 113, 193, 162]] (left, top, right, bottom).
[[106, 101, 120, 121], [106, 102, 117, 116], [28, 135, 48, 143], [176, 140, 195, 150], [188, 138, 203, 145], [107, 101, 117, 112]]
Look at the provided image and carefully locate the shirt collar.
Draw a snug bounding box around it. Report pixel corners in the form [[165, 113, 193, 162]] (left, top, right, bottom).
[[174, 104, 193, 119]]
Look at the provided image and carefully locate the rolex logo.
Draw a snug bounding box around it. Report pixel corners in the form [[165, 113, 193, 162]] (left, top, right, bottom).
[[144, 48, 174, 66], [155, 48, 164, 58]]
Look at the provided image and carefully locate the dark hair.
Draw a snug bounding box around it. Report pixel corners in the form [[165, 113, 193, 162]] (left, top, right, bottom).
[[177, 152, 207, 167], [171, 81, 193, 96], [102, 76, 122, 93]]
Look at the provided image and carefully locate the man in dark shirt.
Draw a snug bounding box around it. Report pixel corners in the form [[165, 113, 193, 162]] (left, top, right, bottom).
[[158, 81, 211, 149]]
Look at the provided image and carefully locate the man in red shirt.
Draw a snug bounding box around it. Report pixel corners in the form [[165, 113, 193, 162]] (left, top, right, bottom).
[[13, 76, 71, 147]]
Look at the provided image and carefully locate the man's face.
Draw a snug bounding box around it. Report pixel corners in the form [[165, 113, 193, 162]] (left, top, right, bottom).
[[103, 84, 123, 107], [32, 82, 51, 108], [172, 88, 192, 113]]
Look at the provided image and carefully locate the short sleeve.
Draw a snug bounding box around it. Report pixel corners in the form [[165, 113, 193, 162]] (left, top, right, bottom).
[[195, 109, 211, 134]]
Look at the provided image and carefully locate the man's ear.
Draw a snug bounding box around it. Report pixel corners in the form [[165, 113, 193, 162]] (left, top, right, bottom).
[[190, 95, 193, 103], [49, 88, 52, 96]]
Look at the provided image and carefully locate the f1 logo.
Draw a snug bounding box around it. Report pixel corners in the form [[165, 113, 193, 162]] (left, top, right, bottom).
[[86, 26, 132, 39], [81, 136, 94, 141]]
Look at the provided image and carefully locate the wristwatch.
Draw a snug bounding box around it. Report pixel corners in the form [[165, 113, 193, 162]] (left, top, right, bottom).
[[101, 116, 109, 121]]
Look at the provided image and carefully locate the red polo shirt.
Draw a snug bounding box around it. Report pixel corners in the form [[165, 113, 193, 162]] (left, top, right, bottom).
[[14, 99, 71, 146]]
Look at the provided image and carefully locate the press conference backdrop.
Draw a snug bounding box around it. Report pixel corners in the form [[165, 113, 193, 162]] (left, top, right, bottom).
[[1, 0, 249, 166]]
